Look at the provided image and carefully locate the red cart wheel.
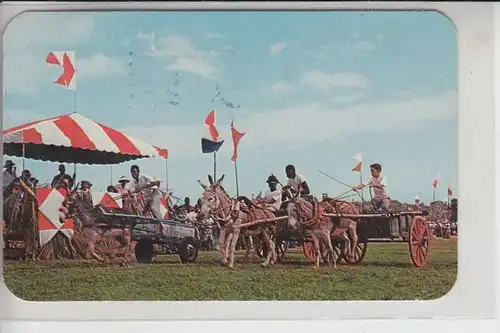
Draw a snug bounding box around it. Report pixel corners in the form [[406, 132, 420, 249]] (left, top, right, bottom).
[[302, 239, 316, 261], [408, 216, 430, 268], [343, 239, 368, 265]]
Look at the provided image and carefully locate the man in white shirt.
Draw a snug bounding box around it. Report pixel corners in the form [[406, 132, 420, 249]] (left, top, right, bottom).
[[3, 160, 17, 198], [260, 175, 282, 212], [352, 163, 390, 212], [285, 164, 311, 196], [128, 165, 162, 218]]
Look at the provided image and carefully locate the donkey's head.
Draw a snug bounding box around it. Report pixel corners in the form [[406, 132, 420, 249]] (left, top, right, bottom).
[[64, 196, 102, 227], [197, 174, 229, 218]]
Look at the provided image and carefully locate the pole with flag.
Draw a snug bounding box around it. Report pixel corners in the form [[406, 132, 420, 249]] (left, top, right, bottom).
[[201, 110, 224, 180], [230, 119, 245, 197], [165, 158, 169, 191], [352, 152, 363, 209], [447, 179, 453, 206], [432, 173, 439, 202], [46, 50, 77, 183]]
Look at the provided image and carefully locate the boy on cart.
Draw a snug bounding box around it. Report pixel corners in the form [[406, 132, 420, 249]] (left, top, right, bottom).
[[352, 163, 390, 213]]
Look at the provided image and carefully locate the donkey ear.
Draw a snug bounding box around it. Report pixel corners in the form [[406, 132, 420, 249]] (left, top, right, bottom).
[[216, 174, 225, 187], [208, 175, 214, 186], [198, 180, 208, 190]]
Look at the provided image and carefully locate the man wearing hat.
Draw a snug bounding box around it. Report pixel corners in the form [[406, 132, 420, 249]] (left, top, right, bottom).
[[115, 176, 130, 194], [259, 175, 282, 212], [3, 160, 17, 199], [75, 180, 93, 206]]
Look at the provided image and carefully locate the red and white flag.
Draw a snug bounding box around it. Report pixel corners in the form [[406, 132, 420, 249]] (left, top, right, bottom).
[[352, 152, 362, 173], [447, 185, 453, 197], [46, 51, 76, 89]]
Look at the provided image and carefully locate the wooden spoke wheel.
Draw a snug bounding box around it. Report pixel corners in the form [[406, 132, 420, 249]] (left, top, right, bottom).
[[343, 238, 368, 265], [408, 216, 430, 268]]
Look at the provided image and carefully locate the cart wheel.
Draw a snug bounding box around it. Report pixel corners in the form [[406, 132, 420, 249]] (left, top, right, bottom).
[[302, 239, 316, 261], [179, 237, 199, 263], [409, 216, 430, 268], [343, 238, 368, 265], [135, 240, 154, 263]]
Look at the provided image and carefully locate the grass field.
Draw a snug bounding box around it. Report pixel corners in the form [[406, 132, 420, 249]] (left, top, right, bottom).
[[2, 239, 457, 301]]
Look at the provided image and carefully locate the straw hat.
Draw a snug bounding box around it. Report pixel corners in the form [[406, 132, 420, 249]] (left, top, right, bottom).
[[118, 176, 130, 183]]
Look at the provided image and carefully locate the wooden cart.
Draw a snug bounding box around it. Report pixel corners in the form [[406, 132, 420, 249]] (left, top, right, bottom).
[[299, 211, 431, 268]]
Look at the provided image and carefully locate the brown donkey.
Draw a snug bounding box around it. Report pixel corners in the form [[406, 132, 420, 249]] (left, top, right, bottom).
[[197, 175, 277, 268]]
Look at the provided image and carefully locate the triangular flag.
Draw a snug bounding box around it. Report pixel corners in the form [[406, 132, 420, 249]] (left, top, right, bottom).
[[231, 120, 245, 162], [433, 177, 439, 188], [352, 152, 362, 173]]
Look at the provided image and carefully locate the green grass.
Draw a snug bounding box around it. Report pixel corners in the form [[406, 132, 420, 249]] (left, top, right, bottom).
[[2, 239, 457, 301]]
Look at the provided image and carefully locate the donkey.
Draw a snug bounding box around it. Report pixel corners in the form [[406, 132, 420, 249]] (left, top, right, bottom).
[[197, 175, 277, 269], [284, 188, 337, 269], [60, 194, 133, 262], [319, 197, 360, 261]]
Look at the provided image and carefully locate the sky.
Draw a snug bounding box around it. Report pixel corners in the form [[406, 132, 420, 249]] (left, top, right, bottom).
[[2, 11, 457, 204]]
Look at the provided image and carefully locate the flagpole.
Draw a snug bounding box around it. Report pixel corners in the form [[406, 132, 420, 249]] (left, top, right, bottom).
[[234, 160, 240, 197], [213, 151, 217, 181], [359, 149, 363, 210], [432, 186, 436, 202], [22, 144, 25, 170], [165, 158, 169, 190]]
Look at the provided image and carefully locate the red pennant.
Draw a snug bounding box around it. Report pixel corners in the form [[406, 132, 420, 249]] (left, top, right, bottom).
[[231, 120, 245, 162]]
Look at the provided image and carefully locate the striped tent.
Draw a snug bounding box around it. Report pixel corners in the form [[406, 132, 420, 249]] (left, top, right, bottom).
[[2, 112, 168, 164]]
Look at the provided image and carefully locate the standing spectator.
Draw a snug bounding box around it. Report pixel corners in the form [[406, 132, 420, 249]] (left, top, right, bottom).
[[3, 160, 17, 199], [51, 164, 75, 189]]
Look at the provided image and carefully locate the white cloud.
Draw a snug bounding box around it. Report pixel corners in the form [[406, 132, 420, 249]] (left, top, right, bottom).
[[350, 32, 361, 39], [3, 13, 94, 53], [136, 32, 156, 42], [122, 90, 457, 159], [2, 109, 46, 129], [77, 54, 127, 79], [4, 54, 126, 95], [2, 14, 121, 95], [204, 32, 226, 39], [271, 81, 293, 93], [328, 93, 365, 105], [304, 50, 326, 59], [154, 36, 219, 79], [351, 41, 375, 51], [236, 90, 457, 148], [269, 41, 288, 55], [300, 70, 370, 91]]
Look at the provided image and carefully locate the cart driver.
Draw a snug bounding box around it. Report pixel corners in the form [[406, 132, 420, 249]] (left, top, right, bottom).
[[129, 165, 161, 219], [284, 164, 311, 198], [257, 175, 282, 212], [352, 163, 390, 213]]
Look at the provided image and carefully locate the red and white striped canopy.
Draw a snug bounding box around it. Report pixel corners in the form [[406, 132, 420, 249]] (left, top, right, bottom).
[[3, 113, 168, 165]]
